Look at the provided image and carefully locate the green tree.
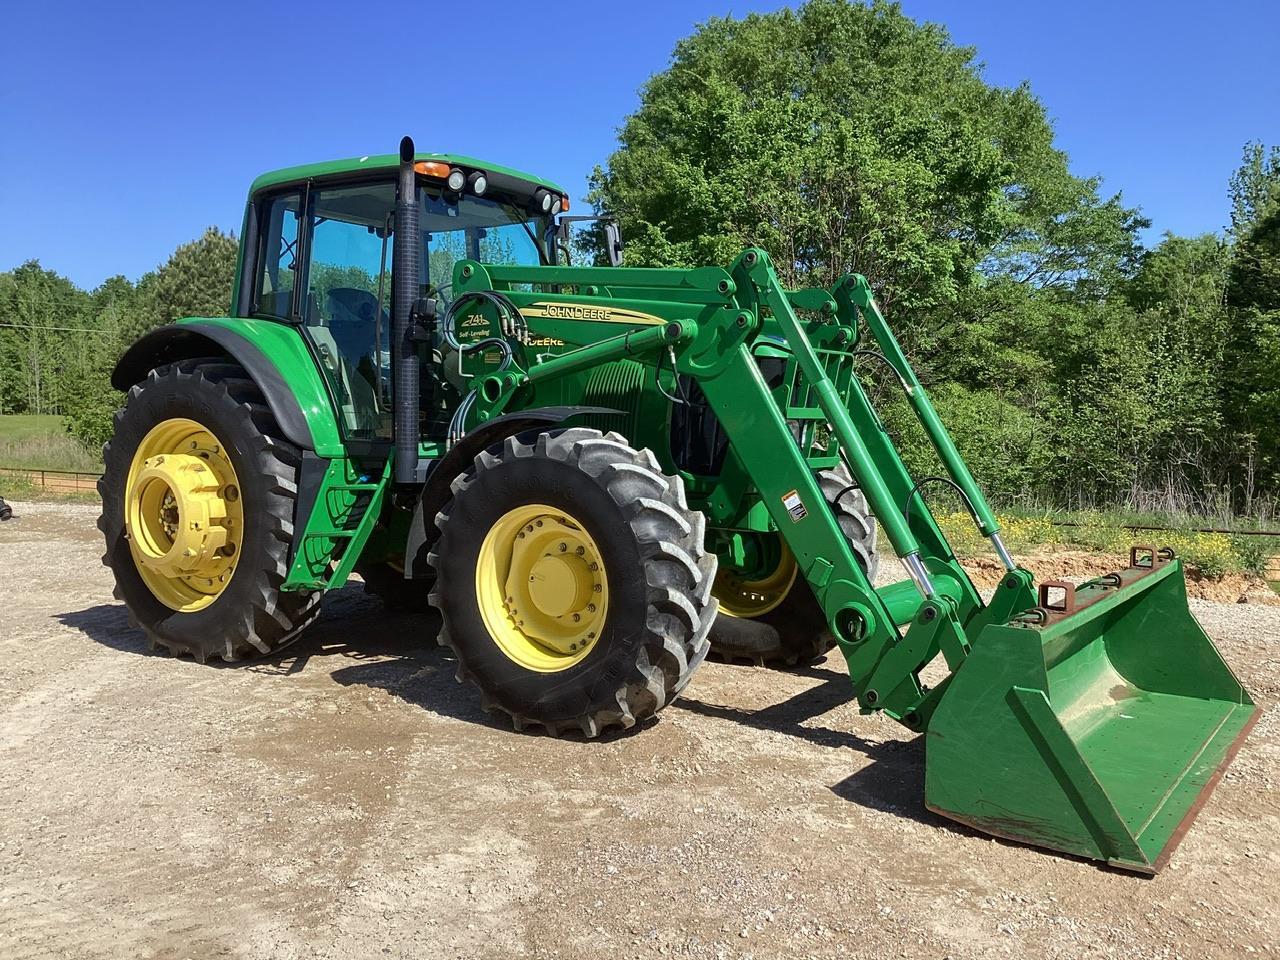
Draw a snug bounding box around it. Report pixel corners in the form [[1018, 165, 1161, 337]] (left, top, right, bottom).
[[0, 261, 90, 414], [60, 275, 143, 451], [1228, 141, 1280, 239], [59, 225, 240, 451], [588, 0, 1154, 506], [139, 226, 238, 337], [589, 0, 1142, 320], [1223, 148, 1280, 496]]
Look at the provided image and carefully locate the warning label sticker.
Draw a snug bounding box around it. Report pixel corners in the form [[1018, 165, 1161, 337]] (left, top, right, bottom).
[[781, 489, 807, 522]]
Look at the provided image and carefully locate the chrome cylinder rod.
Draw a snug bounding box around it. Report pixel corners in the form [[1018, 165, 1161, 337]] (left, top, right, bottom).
[[902, 552, 937, 599], [990, 532, 1016, 572]]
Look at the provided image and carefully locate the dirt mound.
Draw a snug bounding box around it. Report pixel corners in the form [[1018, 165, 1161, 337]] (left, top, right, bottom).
[[960, 550, 1280, 606]]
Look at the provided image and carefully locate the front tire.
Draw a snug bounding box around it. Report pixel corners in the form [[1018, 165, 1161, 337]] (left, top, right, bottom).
[[428, 428, 717, 737], [99, 359, 320, 662]]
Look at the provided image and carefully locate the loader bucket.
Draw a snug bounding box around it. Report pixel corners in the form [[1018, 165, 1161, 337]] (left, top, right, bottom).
[[925, 552, 1256, 873]]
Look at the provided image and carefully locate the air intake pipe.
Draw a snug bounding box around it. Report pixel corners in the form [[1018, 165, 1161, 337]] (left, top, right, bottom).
[[392, 136, 421, 484]]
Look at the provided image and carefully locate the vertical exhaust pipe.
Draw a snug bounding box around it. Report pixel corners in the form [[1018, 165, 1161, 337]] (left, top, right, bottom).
[[393, 136, 421, 484]]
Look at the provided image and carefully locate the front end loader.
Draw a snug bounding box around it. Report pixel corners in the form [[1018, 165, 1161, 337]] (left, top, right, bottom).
[[100, 137, 1255, 873]]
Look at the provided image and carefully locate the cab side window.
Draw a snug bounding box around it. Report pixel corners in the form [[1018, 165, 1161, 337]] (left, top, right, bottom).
[[253, 192, 302, 319], [251, 183, 396, 440], [304, 182, 396, 440]]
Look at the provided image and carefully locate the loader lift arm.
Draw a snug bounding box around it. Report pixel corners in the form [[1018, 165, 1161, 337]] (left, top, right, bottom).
[[453, 247, 1029, 730]]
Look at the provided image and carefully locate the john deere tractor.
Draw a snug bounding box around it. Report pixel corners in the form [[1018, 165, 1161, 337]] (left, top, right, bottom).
[[100, 137, 1255, 872]]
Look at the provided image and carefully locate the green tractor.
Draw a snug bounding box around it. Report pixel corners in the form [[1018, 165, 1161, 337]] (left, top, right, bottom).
[[101, 137, 1255, 872]]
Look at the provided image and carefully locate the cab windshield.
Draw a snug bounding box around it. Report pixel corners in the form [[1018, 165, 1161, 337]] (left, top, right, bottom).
[[251, 176, 552, 439], [421, 190, 548, 299]]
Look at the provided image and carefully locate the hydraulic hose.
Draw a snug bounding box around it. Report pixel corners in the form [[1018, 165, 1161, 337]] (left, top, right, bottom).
[[438, 290, 525, 446]]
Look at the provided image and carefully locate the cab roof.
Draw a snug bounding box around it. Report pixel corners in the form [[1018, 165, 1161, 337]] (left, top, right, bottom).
[[249, 151, 566, 196]]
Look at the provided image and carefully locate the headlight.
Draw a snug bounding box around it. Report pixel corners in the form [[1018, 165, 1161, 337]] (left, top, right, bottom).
[[531, 189, 553, 214], [550, 197, 563, 216], [468, 171, 487, 196], [446, 168, 466, 192]]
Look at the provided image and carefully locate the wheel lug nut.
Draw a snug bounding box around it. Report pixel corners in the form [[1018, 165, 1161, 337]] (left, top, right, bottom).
[[558, 543, 567, 552], [572, 613, 581, 622], [588, 604, 596, 613]]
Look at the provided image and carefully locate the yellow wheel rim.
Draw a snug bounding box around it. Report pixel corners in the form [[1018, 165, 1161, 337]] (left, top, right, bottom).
[[475, 504, 609, 673], [123, 418, 243, 612], [713, 538, 799, 618]]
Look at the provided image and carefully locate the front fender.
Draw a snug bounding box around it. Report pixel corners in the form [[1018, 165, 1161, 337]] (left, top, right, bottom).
[[112, 318, 342, 456]]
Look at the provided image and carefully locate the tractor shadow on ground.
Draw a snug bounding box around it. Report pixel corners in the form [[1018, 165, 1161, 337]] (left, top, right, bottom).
[[58, 596, 1132, 867], [55, 584, 646, 740], [56, 583, 430, 666], [54, 585, 422, 664], [678, 662, 1126, 868], [675, 664, 949, 829], [55, 603, 149, 655]]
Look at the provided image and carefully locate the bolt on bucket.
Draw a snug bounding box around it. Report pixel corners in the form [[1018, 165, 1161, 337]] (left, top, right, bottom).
[[924, 548, 1256, 873]]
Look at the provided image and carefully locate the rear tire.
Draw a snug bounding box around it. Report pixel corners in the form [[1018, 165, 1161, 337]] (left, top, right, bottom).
[[428, 427, 717, 737], [709, 464, 878, 666], [98, 359, 321, 662]]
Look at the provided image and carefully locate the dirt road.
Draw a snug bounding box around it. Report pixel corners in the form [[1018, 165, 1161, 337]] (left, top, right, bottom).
[[1, 501, 1276, 959]]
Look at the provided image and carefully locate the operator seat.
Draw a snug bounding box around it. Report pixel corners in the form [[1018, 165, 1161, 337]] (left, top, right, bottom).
[[326, 288, 384, 362]]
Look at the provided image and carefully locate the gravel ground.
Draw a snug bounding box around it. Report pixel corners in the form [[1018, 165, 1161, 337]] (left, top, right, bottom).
[[1, 500, 1276, 960]]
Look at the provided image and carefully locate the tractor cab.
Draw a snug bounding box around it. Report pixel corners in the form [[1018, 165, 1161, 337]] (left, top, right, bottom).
[[236, 154, 567, 441]]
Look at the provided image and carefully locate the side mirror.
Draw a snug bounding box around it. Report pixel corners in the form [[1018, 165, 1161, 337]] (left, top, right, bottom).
[[604, 221, 624, 267], [553, 215, 624, 266]]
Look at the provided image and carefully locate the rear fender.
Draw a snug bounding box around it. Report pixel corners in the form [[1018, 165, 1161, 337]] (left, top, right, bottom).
[[111, 318, 342, 456], [403, 406, 620, 579]]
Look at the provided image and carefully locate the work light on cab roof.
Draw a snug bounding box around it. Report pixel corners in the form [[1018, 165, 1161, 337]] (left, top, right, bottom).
[[97, 134, 1255, 876]]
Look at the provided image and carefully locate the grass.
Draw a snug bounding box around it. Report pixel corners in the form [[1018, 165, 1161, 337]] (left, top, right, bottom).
[[936, 508, 1280, 580], [0, 415, 103, 473], [0, 474, 99, 503]]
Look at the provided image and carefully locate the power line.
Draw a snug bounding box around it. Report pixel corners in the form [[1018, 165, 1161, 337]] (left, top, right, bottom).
[[0, 321, 118, 335], [7, 295, 134, 310]]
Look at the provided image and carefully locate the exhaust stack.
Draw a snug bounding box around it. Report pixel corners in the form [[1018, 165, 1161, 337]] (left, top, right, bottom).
[[393, 136, 421, 484]]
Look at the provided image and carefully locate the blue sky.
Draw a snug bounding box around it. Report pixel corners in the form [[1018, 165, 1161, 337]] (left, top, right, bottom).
[[1, 0, 1276, 289]]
